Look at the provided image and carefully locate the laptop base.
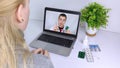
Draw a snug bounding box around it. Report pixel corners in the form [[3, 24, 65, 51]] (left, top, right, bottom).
[[30, 40, 74, 56]]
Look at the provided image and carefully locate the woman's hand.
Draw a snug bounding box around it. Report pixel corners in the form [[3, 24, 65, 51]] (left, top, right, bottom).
[[32, 48, 49, 58]]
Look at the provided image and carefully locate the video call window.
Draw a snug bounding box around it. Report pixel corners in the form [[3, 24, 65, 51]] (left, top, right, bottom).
[[45, 10, 79, 35]]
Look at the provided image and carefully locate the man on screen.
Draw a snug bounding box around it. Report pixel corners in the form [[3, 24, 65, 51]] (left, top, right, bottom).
[[51, 13, 71, 34]]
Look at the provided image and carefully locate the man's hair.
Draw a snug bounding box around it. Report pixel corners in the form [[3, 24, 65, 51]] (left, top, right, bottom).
[[58, 13, 67, 20]]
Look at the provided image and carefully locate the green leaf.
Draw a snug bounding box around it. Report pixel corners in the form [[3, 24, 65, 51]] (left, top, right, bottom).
[[80, 2, 111, 29]]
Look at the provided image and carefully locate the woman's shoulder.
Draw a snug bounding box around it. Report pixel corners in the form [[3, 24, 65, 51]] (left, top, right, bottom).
[[30, 54, 54, 68], [17, 53, 54, 68]]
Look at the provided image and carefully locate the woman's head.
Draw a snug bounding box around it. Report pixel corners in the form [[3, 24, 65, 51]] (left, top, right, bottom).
[[0, 0, 30, 68], [0, 0, 30, 31]]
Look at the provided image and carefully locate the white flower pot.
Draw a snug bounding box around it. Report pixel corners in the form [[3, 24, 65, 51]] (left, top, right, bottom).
[[86, 23, 98, 36]]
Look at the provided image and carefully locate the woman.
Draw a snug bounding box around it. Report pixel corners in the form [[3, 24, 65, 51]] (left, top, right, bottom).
[[0, 0, 54, 68]]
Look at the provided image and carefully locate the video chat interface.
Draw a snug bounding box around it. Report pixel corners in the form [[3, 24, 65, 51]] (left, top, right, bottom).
[[45, 10, 80, 35]]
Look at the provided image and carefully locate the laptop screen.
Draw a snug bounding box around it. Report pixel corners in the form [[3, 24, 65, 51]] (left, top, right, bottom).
[[44, 7, 81, 37]]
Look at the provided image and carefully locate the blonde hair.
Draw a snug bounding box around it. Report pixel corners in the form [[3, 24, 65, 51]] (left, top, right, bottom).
[[0, 0, 32, 68]]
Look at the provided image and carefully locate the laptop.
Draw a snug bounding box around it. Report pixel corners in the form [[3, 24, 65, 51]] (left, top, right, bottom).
[[30, 7, 81, 56]]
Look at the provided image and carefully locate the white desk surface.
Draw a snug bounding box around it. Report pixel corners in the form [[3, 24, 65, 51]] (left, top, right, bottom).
[[24, 20, 120, 68]]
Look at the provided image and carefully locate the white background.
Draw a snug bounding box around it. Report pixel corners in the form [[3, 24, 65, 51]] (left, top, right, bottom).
[[24, 20, 120, 68], [29, 0, 120, 33]]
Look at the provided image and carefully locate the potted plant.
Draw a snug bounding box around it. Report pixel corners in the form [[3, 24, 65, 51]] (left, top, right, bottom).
[[80, 2, 110, 36]]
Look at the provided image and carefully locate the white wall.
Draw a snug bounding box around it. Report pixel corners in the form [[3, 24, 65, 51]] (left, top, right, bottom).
[[29, 0, 120, 33]]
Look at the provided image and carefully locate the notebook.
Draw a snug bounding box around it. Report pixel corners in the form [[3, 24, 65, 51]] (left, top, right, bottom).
[[30, 7, 81, 56]]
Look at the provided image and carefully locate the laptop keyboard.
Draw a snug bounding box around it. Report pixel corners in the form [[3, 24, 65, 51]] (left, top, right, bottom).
[[38, 34, 73, 48]]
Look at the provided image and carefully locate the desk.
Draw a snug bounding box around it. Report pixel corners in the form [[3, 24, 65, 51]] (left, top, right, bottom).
[[24, 20, 120, 68]]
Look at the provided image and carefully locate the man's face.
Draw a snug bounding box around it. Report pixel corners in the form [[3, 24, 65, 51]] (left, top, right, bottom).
[[58, 16, 66, 28]]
